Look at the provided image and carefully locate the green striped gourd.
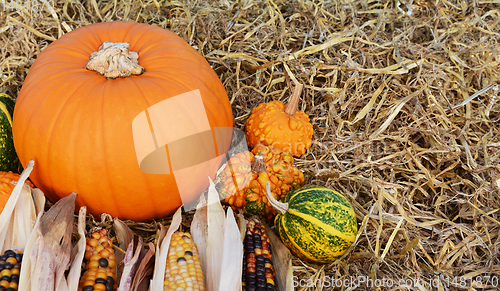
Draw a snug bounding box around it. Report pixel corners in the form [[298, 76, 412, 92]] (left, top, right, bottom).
[[0, 93, 20, 172], [265, 183, 358, 263]]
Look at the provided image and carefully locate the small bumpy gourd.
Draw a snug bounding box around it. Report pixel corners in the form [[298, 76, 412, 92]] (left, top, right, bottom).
[[245, 84, 313, 157], [218, 144, 304, 220]]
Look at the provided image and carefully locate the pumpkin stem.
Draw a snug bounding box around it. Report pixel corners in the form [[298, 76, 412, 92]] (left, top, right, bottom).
[[284, 83, 304, 116], [85, 42, 145, 79], [264, 182, 288, 215]]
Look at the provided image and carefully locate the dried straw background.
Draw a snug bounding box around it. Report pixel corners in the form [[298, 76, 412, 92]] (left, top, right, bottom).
[[1, 0, 500, 290]]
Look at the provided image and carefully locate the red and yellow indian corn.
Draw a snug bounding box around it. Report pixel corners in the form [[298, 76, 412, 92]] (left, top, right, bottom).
[[163, 232, 204, 291], [242, 219, 276, 291], [79, 228, 117, 291]]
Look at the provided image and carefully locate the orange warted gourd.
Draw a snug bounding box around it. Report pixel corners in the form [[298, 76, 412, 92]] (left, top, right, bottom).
[[245, 84, 313, 156], [12, 21, 233, 221], [217, 144, 304, 220], [0, 171, 33, 214]]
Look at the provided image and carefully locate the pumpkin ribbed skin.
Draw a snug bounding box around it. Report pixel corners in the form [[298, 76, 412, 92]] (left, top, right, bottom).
[[13, 21, 233, 221], [0, 93, 19, 172], [274, 186, 358, 263]]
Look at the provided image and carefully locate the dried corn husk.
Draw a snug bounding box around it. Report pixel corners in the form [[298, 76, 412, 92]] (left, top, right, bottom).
[[19, 192, 79, 291], [114, 217, 136, 283], [67, 206, 87, 291], [149, 206, 182, 291], [115, 217, 136, 254], [0, 160, 45, 252], [0, 161, 46, 290], [129, 242, 155, 291], [264, 223, 294, 291], [190, 179, 244, 291], [118, 236, 143, 291], [115, 218, 149, 291]]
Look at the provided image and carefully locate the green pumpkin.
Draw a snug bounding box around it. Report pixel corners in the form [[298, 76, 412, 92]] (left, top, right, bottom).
[[0, 93, 20, 172], [266, 184, 358, 263]]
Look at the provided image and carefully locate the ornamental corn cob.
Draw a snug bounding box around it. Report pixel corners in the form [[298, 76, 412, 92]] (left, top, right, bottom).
[[79, 228, 117, 291], [242, 219, 276, 291], [0, 250, 22, 291], [163, 232, 204, 291]]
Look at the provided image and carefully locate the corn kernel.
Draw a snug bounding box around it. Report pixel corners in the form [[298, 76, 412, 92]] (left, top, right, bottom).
[[87, 238, 98, 248], [94, 245, 104, 253], [100, 249, 111, 258], [94, 282, 106, 290], [1, 269, 12, 277]]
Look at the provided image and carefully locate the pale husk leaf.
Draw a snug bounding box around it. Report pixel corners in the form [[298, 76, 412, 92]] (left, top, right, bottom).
[[130, 242, 155, 291], [218, 208, 243, 291], [22, 193, 77, 291], [265, 224, 294, 291], [67, 206, 87, 291], [4, 184, 40, 251], [190, 194, 208, 272], [237, 212, 247, 246], [0, 160, 40, 252], [191, 179, 244, 291], [149, 206, 182, 291], [17, 207, 44, 291], [114, 217, 135, 252], [191, 179, 225, 291], [114, 217, 136, 283], [117, 235, 144, 291]]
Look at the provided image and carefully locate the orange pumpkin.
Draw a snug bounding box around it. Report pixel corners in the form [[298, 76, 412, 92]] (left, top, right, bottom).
[[0, 171, 33, 214], [245, 84, 313, 156], [13, 21, 233, 221]]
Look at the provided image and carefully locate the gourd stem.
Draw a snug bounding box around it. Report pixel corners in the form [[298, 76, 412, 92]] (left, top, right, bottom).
[[85, 42, 145, 79], [284, 83, 304, 116], [251, 155, 266, 174], [264, 182, 288, 215]]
